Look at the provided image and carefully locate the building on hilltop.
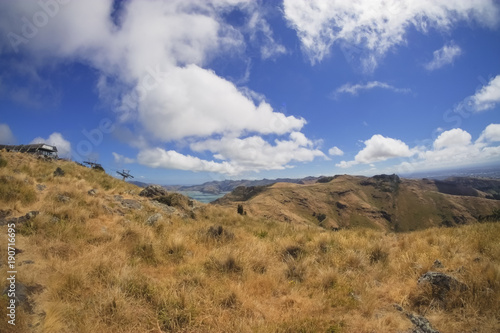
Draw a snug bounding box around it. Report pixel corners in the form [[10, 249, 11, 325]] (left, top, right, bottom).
[[0, 143, 58, 158]]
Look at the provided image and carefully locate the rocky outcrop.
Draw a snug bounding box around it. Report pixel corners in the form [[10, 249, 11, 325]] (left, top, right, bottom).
[[417, 271, 467, 301], [139, 185, 195, 217], [0, 211, 39, 226], [113, 195, 142, 210], [139, 184, 168, 197], [213, 185, 270, 204]]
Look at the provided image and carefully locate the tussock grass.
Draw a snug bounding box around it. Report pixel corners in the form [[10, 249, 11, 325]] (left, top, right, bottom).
[[0, 174, 37, 204], [0, 152, 499, 332], [0, 154, 7, 168]]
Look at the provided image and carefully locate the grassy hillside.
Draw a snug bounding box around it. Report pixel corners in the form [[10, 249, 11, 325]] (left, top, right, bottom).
[[215, 174, 500, 232], [1, 152, 499, 332]]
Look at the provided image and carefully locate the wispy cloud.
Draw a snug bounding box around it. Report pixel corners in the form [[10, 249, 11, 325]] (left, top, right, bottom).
[[112, 152, 135, 164], [456, 75, 500, 112], [425, 42, 462, 71], [283, 0, 498, 69], [332, 81, 410, 98]]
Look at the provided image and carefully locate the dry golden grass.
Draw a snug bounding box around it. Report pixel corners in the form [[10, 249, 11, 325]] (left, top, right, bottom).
[[0, 152, 499, 332]]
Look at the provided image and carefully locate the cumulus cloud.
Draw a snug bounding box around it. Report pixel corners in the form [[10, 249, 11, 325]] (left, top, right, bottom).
[[0, 0, 322, 175], [337, 135, 415, 168], [189, 132, 327, 174], [283, 0, 499, 68], [31, 132, 71, 158], [477, 123, 500, 143], [433, 128, 471, 149], [338, 124, 500, 171], [333, 81, 410, 98], [137, 148, 236, 174], [138, 64, 305, 141], [414, 128, 500, 170], [328, 146, 344, 156], [424, 42, 462, 71], [0, 123, 15, 144], [457, 75, 500, 113]]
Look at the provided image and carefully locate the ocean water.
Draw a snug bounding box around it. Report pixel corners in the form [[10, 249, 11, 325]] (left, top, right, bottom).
[[178, 191, 228, 203]]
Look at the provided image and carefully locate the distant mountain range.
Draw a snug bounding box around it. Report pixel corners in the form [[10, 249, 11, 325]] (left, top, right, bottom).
[[213, 174, 500, 232], [128, 165, 500, 195], [160, 176, 321, 194]]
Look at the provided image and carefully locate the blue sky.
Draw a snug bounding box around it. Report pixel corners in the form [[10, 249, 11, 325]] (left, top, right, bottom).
[[0, 0, 499, 185]]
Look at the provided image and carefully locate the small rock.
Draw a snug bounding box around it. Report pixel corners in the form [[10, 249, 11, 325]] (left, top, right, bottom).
[[36, 184, 46, 191], [57, 194, 70, 203], [146, 213, 162, 226], [432, 259, 444, 269], [121, 199, 142, 210], [406, 312, 440, 333], [50, 216, 61, 223], [88, 189, 98, 196], [53, 167, 65, 177], [394, 304, 440, 333]]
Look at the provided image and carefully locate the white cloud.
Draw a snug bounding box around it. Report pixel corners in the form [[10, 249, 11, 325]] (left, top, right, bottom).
[[245, 9, 287, 59], [137, 148, 236, 174], [433, 128, 471, 149], [328, 146, 344, 156], [337, 134, 415, 168], [338, 124, 500, 171], [333, 81, 410, 97], [31, 132, 71, 158], [477, 123, 500, 143], [0, 0, 321, 174], [354, 135, 414, 163], [458, 75, 500, 112], [112, 152, 135, 164], [136, 131, 328, 176], [0, 123, 15, 144], [283, 0, 499, 68], [414, 127, 500, 170], [424, 42, 462, 71], [138, 64, 305, 141], [187, 132, 326, 173]]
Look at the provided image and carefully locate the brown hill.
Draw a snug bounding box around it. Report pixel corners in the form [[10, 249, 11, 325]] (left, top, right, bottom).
[[1, 152, 499, 333], [214, 174, 500, 232]]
